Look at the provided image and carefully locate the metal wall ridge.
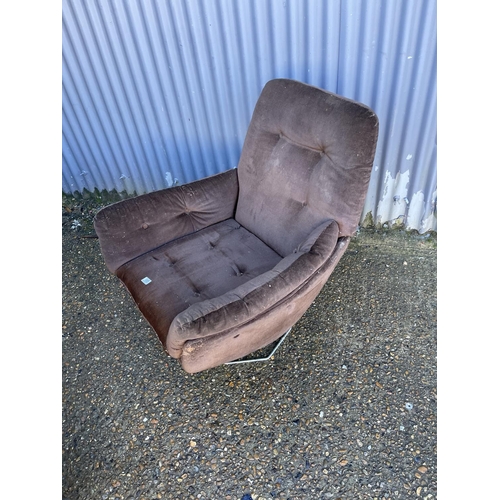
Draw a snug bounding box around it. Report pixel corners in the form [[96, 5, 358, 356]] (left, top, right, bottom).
[[62, 0, 437, 233]]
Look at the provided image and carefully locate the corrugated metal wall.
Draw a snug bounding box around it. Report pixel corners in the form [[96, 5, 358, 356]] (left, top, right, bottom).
[[62, 0, 437, 233]]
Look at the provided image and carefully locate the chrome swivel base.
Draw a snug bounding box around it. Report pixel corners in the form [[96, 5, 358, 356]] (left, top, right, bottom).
[[225, 327, 292, 365]]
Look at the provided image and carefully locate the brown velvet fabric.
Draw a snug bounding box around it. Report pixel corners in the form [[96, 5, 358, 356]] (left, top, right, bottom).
[[93, 78, 379, 372], [116, 218, 282, 347], [180, 236, 350, 373], [167, 220, 338, 355], [235, 79, 379, 256], [94, 169, 238, 273]]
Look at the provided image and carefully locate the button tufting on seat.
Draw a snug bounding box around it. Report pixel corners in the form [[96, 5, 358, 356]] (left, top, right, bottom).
[[165, 254, 176, 266], [142, 223, 149, 229], [233, 264, 246, 276]]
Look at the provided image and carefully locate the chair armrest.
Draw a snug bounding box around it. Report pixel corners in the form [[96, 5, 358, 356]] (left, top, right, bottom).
[[166, 219, 341, 357], [94, 169, 239, 273]]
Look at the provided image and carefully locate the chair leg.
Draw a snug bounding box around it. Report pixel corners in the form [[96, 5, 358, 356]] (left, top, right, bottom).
[[224, 327, 292, 365]]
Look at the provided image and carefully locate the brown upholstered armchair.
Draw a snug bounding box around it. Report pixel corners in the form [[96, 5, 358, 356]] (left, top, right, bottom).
[[94, 79, 379, 373]]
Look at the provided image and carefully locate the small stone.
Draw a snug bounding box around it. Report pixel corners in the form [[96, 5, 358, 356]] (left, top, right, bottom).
[[339, 459, 348, 466], [418, 465, 428, 474], [417, 486, 422, 496], [189, 440, 197, 448]]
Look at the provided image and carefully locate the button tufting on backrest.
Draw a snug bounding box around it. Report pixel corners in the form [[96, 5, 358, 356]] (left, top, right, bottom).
[[142, 223, 149, 229]]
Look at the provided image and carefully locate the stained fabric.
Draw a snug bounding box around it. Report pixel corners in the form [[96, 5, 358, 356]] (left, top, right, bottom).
[[94, 79, 379, 373]]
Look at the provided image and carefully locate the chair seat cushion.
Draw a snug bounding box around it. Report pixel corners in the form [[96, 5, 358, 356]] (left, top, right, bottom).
[[116, 218, 282, 347]]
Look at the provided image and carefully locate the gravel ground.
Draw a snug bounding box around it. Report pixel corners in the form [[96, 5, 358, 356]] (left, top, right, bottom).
[[62, 195, 437, 500]]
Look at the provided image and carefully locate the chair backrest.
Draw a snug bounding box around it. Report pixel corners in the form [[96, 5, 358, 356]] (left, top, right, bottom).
[[235, 79, 379, 257]]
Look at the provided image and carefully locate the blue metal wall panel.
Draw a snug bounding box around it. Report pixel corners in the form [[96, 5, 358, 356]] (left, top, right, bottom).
[[62, 0, 437, 233]]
